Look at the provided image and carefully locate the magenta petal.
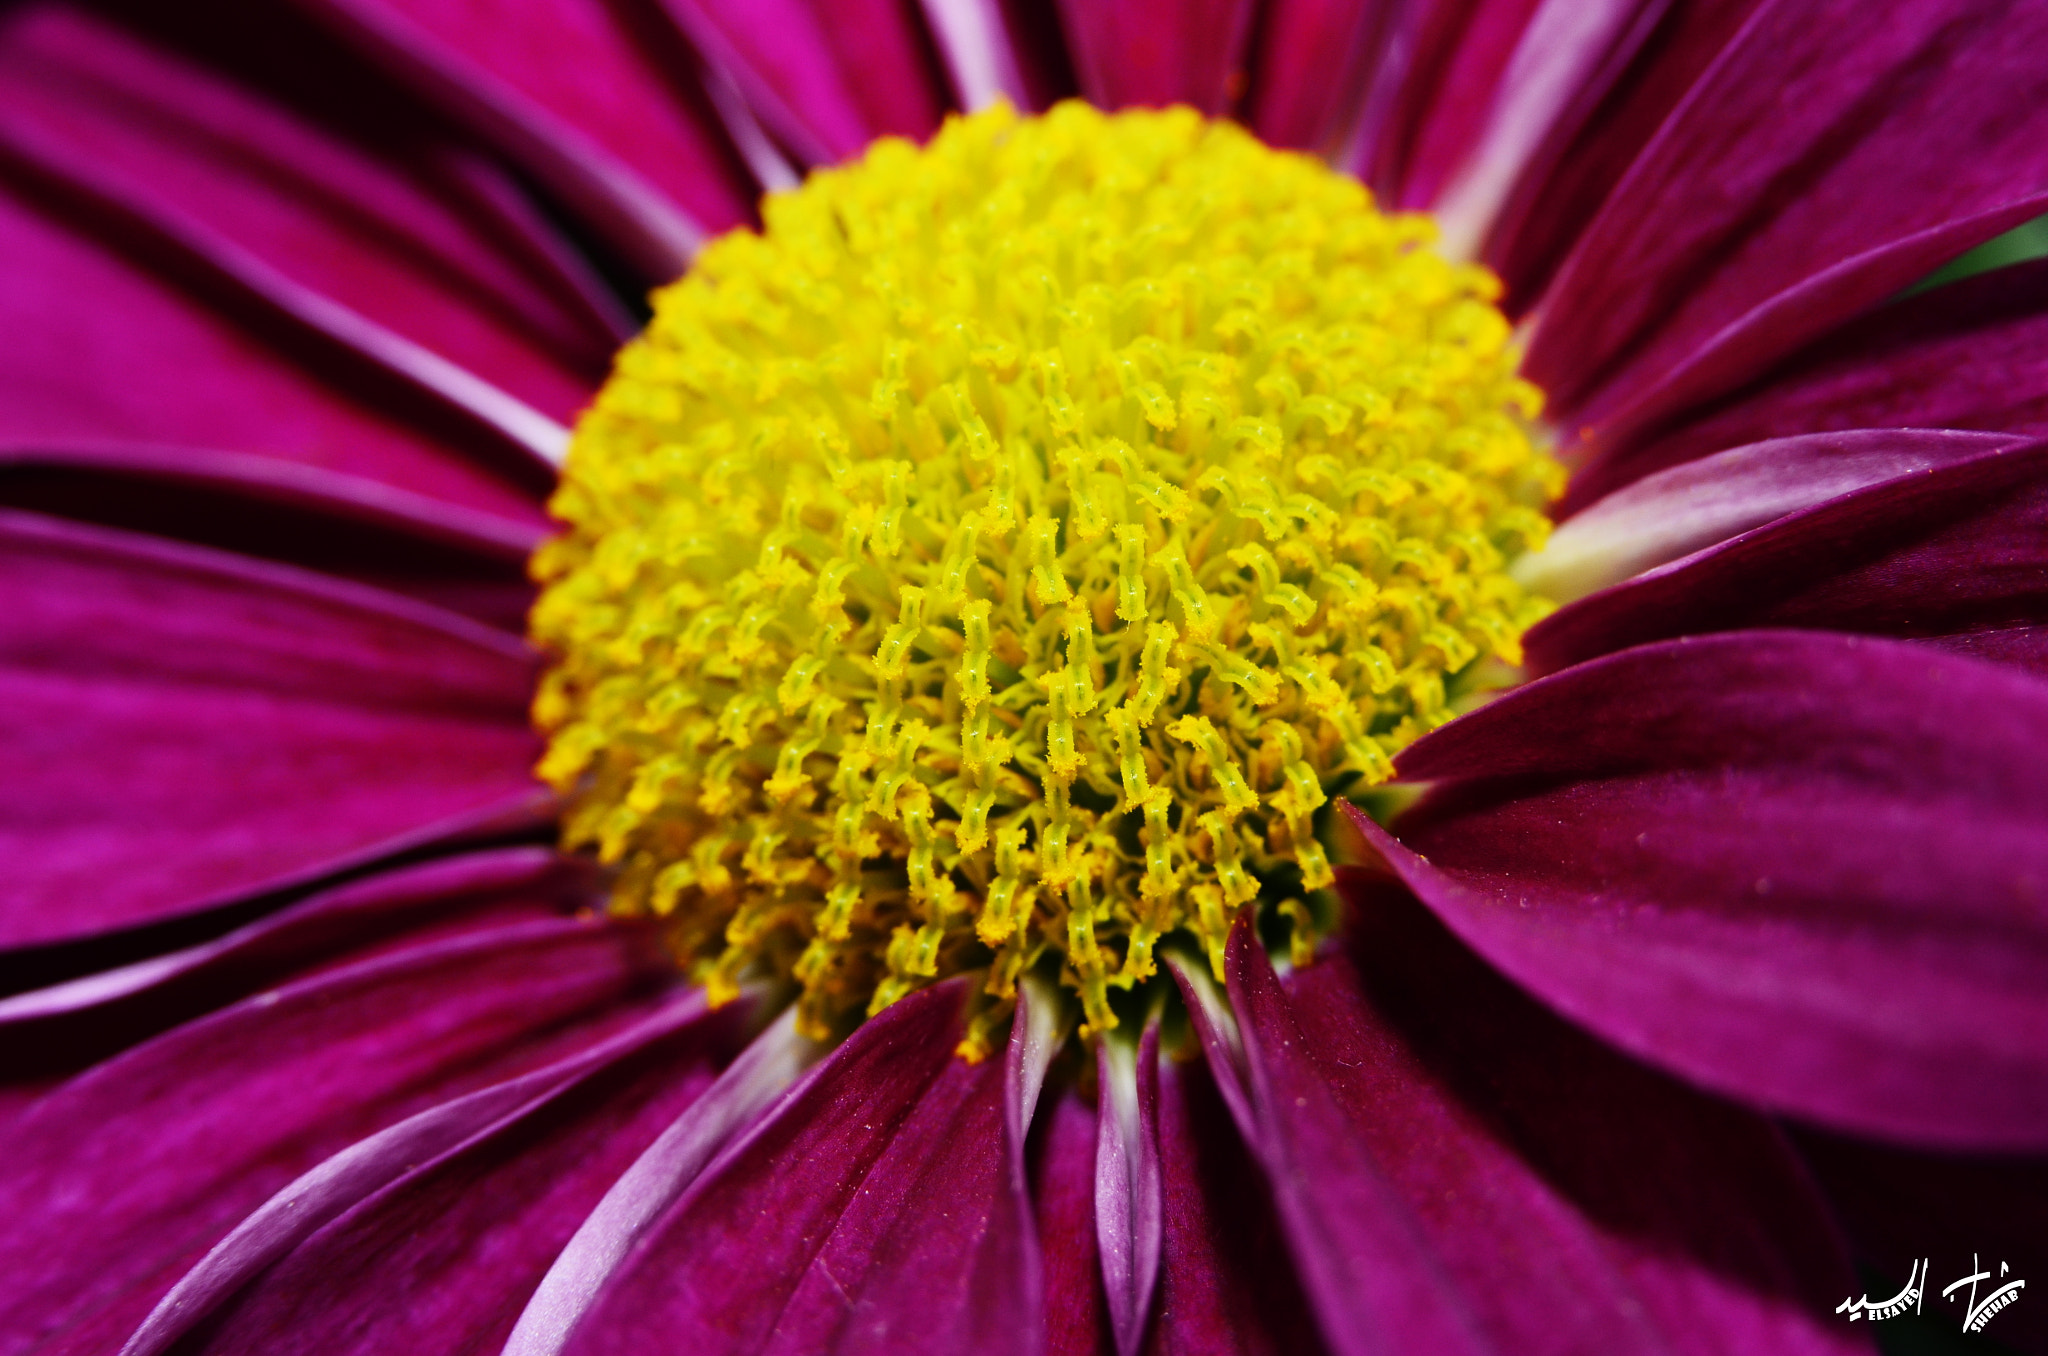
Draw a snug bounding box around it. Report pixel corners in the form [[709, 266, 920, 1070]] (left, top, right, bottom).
[[560, 980, 1045, 1356], [146, 992, 740, 1356], [1054, 0, 1257, 115], [1570, 255, 2048, 511], [1244, 0, 1385, 153], [919, 0, 1071, 112], [0, 168, 544, 519], [1093, 1023, 1161, 1356], [0, 848, 581, 1076], [1035, 1089, 1113, 1356], [0, 444, 539, 628], [292, 0, 751, 277], [1224, 909, 1865, 1355], [0, 512, 544, 947], [1152, 1053, 1326, 1355], [1525, 0, 2048, 439], [661, 0, 948, 165], [0, 6, 604, 425], [1527, 437, 2048, 674], [0, 916, 669, 1356], [1380, 630, 2048, 1150], [1523, 428, 2023, 602]]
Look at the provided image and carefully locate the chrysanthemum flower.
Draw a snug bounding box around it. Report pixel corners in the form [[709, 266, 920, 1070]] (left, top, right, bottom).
[[3, 1, 2047, 1353]]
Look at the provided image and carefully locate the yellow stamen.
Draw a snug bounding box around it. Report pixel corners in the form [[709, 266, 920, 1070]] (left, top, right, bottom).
[[529, 101, 1561, 1050]]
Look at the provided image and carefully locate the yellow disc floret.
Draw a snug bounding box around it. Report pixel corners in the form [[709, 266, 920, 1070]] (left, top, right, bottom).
[[530, 101, 1560, 1051]]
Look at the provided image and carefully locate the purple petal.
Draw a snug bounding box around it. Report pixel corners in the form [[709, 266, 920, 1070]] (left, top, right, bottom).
[[1053, 0, 1257, 115], [0, 5, 605, 425], [1792, 1128, 2048, 1354], [1527, 437, 2048, 674], [559, 980, 1046, 1356], [1094, 1022, 1161, 1356], [0, 443, 539, 629], [1225, 907, 1866, 1355], [0, 916, 671, 1356], [1566, 254, 2048, 512], [1152, 1053, 1327, 1355], [0, 511, 544, 947], [1521, 427, 2026, 603], [0, 161, 545, 520], [1354, 0, 1540, 200], [135, 991, 742, 1356], [0, 849, 582, 1076], [1035, 1089, 1113, 1356], [1379, 630, 2048, 1150], [502, 1008, 816, 1356], [1243, 0, 1386, 154], [658, 0, 948, 166], [291, 0, 752, 277], [1525, 0, 2048, 441], [1484, 0, 1763, 311]]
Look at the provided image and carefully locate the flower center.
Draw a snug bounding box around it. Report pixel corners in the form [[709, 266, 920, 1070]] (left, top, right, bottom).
[[529, 101, 1560, 1055]]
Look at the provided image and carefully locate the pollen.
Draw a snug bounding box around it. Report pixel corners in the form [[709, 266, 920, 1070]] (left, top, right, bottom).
[[529, 101, 1560, 1053]]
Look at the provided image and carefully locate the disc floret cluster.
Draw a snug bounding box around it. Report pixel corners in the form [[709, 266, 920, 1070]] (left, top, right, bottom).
[[530, 101, 1559, 1052]]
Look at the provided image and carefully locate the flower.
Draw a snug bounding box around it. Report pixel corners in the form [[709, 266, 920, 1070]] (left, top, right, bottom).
[[1, 2, 2046, 1354]]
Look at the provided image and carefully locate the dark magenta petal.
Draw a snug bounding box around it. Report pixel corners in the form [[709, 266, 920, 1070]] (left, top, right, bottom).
[[1035, 1089, 1112, 1356], [1094, 1023, 1161, 1356], [1152, 1053, 1327, 1355], [0, 444, 539, 629], [1484, 0, 1763, 311], [1244, 0, 1386, 153], [1924, 623, 2048, 676], [1791, 1129, 2048, 1354], [291, 0, 751, 277], [0, 5, 604, 426], [0, 165, 545, 520], [504, 1009, 815, 1356], [1380, 630, 2048, 1150], [0, 848, 584, 1078], [0, 916, 671, 1356], [660, 0, 947, 165], [1053, 0, 1257, 114], [1528, 438, 2048, 674], [559, 980, 1046, 1356], [1568, 255, 2048, 512], [141, 992, 742, 1356], [1525, 0, 2048, 441], [0, 511, 544, 947], [919, 0, 1072, 113], [1522, 428, 2023, 602], [1224, 908, 1866, 1355]]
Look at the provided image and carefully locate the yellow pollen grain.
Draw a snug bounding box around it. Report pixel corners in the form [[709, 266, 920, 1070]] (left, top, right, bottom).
[[529, 101, 1561, 1055]]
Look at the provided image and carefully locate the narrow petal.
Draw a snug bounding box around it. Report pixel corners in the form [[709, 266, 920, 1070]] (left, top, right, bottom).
[[1519, 428, 2025, 603], [1225, 908, 1865, 1355], [660, 0, 948, 164], [0, 444, 539, 629], [1527, 438, 2048, 673], [139, 992, 741, 1356], [1566, 254, 2048, 512], [1152, 1054, 1326, 1355], [290, 0, 751, 277], [1034, 1090, 1112, 1356], [1525, 0, 2048, 440], [0, 849, 581, 1078], [559, 980, 1045, 1356], [1484, 0, 1763, 310], [1378, 630, 2048, 1150], [1354, 0, 1542, 198], [503, 1008, 815, 1356], [920, 0, 1068, 112], [0, 170, 545, 520], [1094, 1022, 1161, 1356], [1053, 0, 1257, 115], [0, 5, 605, 422], [0, 916, 671, 1356], [0, 512, 543, 947], [1242, 0, 1384, 153]]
